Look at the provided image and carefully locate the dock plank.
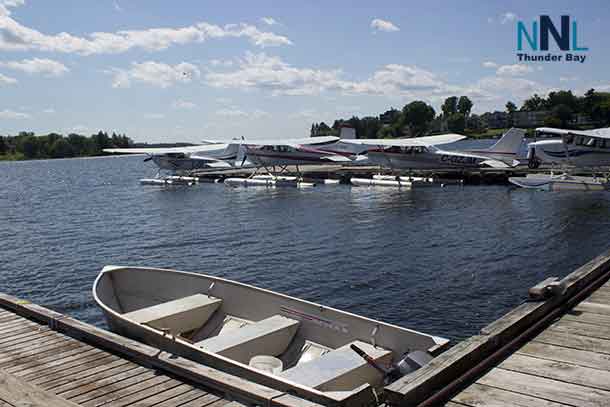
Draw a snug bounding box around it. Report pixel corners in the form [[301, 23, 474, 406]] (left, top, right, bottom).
[[533, 328, 610, 355], [5, 344, 94, 374], [574, 301, 610, 316], [0, 329, 58, 349], [142, 389, 212, 407], [499, 353, 610, 391], [518, 341, 610, 371], [96, 377, 183, 407], [478, 367, 610, 407], [58, 366, 149, 400], [37, 359, 132, 391], [550, 319, 610, 340], [451, 382, 570, 407], [78, 374, 172, 407], [0, 338, 83, 367], [121, 383, 195, 407], [0, 369, 79, 407], [562, 309, 610, 326], [26, 352, 117, 383], [0, 326, 52, 345]]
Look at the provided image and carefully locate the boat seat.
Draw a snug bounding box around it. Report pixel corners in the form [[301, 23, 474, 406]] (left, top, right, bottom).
[[197, 315, 299, 363], [123, 294, 222, 335], [279, 340, 392, 391]]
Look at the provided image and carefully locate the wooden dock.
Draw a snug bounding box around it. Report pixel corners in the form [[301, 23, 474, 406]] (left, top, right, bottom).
[[385, 249, 610, 406]]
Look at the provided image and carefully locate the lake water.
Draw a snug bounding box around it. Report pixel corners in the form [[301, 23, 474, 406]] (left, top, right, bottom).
[[2, 145, 609, 342]]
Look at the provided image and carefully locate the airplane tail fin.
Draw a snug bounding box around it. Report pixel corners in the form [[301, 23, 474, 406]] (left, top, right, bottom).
[[339, 125, 356, 139], [486, 128, 525, 155]]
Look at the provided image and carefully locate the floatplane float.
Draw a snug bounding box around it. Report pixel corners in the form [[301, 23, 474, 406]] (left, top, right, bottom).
[[510, 126, 610, 191], [94, 266, 448, 406]]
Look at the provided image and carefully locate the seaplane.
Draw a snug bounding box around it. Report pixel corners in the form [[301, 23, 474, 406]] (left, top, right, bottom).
[[341, 128, 525, 187], [225, 135, 360, 187], [510, 126, 610, 191]]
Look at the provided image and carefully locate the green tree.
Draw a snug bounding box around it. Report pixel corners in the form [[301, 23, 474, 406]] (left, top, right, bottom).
[[0, 136, 6, 155], [441, 96, 458, 117], [402, 101, 435, 136], [49, 138, 74, 158], [552, 104, 573, 127], [447, 113, 466, 133], [522, 94, 545, 111], [16, 134, 39, 158], [505, 101, 517, 114], [547, 90, 578, 111], [457, 96, 473, 116]]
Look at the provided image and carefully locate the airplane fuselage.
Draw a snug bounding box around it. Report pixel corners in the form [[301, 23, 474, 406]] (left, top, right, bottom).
[[529, 138, 610, 167], [367, 148, 489, 169], [244, 145, 342, 166]]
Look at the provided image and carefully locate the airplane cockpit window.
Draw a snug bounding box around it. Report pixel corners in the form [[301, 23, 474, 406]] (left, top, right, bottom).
[[599, 139, 608, 149], [575, 136, 585, 146], [585, 137, 597, 147]]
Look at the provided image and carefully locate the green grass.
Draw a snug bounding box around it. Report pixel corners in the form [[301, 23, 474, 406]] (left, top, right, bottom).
[[0, 152, 25, 161]]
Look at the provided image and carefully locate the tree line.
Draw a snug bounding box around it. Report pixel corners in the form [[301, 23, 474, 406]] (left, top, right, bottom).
[[311, 89, 610, 139], [0, 131, 132, 160]]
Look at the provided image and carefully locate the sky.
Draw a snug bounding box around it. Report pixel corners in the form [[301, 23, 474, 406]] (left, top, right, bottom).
[[0, 0, 609, 143]]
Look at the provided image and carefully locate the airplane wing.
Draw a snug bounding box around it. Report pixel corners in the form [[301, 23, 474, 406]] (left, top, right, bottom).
[[320, 154, 352, 162], [104, 144, 226, 154], [536, 127, 610, 139], [341, 134, 466, 147], [220, 136, 340, 148]]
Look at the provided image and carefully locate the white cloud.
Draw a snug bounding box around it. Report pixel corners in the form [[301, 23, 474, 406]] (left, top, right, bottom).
[[144, 113, 165, 119], [113, 1, 122, 12], [371, 18, 399, 33], [500, 12, 517, 24], [496, 64, 533, 76], [72, 124, 88, 133], [260, 17, 278, 26], [0, 57, 69, 76], [0, 0, 24, 16], [0, 72, 16, 84], [0, 108, 29, 119], [172, 99, 197, 109], [206, 52, 345, 96], [482, 61, 498, 68], [0, 16, 292, 54], [108, 61, 200, 88], [215, 108, 269, 119], [559, 76, 579, 82], [42, 107, 55, 113], [210, 59, 233, 67]]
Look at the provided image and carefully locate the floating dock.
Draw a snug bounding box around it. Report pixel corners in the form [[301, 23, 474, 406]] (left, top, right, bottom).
[[1, 250, 610, 406]]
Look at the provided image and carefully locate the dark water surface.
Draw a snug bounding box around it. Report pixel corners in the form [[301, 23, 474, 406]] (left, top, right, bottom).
[[2, 151, 609, 342]]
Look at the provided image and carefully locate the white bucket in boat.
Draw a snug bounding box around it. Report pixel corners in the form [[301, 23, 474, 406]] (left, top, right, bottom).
[[249, 355, 283, 374]]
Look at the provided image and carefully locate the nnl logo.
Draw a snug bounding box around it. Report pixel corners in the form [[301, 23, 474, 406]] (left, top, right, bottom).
[[517, 15, 588, 51]]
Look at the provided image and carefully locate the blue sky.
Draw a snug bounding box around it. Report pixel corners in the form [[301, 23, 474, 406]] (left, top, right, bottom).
[[1, 0, 608, 142]]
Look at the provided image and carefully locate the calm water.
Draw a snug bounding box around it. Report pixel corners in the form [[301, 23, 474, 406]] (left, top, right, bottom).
[[2, 147, 609, 342]]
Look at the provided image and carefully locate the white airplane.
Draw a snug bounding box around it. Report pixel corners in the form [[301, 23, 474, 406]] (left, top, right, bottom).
[[340, 128, 525, 171], [104, 143, 239, 175], [104, 136, 345, 177], [527, 127, 610, 169]]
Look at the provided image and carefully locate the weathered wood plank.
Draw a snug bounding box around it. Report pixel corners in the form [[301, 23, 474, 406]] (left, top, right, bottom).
[[451, 383, 570, 407], [0, 337, 81, 366], [0, 399, 13, 407], [36, 358, 130, 390], [499, 353, 610, 391], [143, 389, 210, 407], [0, 369, 80, 407], [97, 378, 182, 407], [79, 374, 171, 407], [478, 367, 610, 407], [178, 393, 224, 407], [551, 319, 610, 340], [57, 366, 149, 399], [4, 343, 91, 373], [11, 347, 103, 377], [574, 301, 610, 316], [119, 383, 195, 407], [26, 351, 114, 383], [587, 290, 610, 304], [0, 329, 55, 348], [518, 341, 610, 371], [534, 328, 610, 355], [562, 309, 610, 326]]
